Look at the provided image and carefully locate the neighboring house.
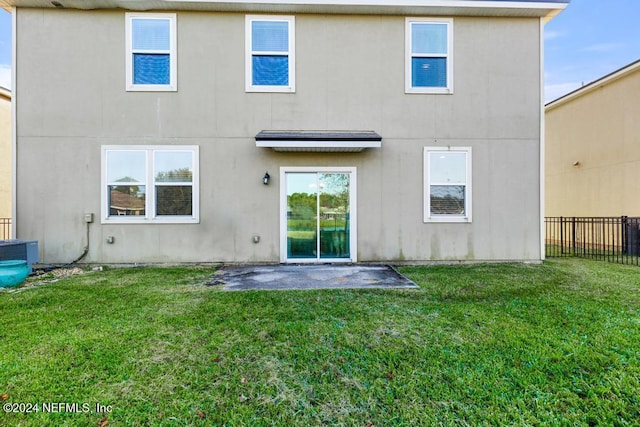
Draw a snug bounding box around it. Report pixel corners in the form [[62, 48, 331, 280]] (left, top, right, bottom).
[[3, 0, 568, 265], [0, 85, 10, 236], [546, 60, 640, 217]]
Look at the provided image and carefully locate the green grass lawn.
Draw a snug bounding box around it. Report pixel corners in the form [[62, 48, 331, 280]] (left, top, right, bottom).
[[1, 258, 639, 426]]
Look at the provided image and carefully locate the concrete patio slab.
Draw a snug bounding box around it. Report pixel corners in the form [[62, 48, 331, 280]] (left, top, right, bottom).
[[208, 264, 419, 291]]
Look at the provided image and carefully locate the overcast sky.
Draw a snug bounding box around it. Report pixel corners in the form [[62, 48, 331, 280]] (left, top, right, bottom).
[[2, 1, 640, 102]]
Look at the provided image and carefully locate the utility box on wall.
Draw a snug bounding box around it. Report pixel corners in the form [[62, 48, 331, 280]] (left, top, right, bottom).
[[0, 240, 39, 272]]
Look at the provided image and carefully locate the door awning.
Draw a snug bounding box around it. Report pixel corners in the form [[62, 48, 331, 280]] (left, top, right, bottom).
[[255, 130, 382, 152]]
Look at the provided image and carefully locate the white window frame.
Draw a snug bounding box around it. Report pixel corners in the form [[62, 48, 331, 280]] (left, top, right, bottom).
[[125, 13, 177, 92], [101, 145, 199, 224], [245, 15, 296, 93], [424, 147, 471, 223], [405, 17, 453, 94]]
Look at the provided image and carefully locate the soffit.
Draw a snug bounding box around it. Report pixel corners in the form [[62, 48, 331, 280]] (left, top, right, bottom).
[[256, 130, 382, 152], [1, 0, 568, 19]]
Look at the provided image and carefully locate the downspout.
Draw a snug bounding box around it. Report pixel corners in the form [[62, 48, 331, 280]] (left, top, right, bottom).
[[10, 7, 16, 239], [539, 16, 546, 261]]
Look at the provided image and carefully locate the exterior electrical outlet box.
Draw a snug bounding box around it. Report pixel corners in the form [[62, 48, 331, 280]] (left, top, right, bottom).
[[84, 213, 94, 223]]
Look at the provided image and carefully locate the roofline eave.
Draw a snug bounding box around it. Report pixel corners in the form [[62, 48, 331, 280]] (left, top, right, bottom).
[[1, 0, 569, 18], [546, 59, 640, 111]]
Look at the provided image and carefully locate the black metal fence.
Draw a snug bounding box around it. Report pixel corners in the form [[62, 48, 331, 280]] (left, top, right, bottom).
[[0, 218, 10, 240], [545, 217, 640, 266]]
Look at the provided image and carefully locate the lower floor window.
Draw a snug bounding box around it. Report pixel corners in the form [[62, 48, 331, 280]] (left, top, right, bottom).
[[102, 145, 199, 223], [424, 146, 472, 222]]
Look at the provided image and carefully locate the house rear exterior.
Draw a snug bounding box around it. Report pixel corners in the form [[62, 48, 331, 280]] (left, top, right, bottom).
[[3, 0, 568, 265]]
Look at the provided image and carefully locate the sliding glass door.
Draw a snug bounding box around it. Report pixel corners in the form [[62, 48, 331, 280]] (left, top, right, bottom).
[[281, 168, 356, 263]]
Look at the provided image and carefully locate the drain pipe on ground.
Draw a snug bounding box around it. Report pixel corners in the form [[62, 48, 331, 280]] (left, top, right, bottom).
[[68, 218, 90, 265], [66, 213, 92, 266]]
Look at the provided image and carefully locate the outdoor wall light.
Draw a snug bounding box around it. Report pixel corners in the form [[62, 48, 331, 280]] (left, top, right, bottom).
[[263, 172, 270, 185]]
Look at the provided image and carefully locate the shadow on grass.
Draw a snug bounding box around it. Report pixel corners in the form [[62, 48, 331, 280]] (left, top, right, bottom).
[[399, 261, 582, 303]]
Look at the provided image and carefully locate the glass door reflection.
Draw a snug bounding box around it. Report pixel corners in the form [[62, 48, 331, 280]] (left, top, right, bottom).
[[319, 173, 349, 259], [286, 172, 351, 261], [286, 173, 318, 259]]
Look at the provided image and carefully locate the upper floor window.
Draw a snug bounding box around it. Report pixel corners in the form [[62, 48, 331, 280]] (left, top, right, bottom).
[[406, 18, 453, 94], [246, 15, 295, 93], [424, 147, 471, 222], [126, 13, 177, 91], [102, 146, 199, 223]]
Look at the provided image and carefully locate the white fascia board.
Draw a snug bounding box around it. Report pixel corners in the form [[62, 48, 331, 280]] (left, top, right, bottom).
[[170, 0, 566, 8], [170, 0, 568, 16], [256, 139, 381, 152], [4, 0, 568, 18]]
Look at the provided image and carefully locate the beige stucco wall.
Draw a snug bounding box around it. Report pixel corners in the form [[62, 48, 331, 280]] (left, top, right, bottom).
[[546, 66, 640, 217], [15, 9, 542, 264], [0, 88, 10, 223]]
